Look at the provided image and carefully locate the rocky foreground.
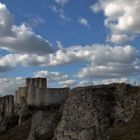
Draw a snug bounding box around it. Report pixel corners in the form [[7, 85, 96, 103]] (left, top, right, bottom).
[[1, 83, 140, 140]]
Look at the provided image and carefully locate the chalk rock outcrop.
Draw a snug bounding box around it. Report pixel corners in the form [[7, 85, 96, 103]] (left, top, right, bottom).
[[1, 83, 140, 140], [0, 95, 18, 134], [54, 83, 140, 140], [18, 97, 31, 125], [28, 105, 62, 140]]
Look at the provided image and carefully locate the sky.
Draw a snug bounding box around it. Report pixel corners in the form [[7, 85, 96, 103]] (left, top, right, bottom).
[[0, 0, 140, 95]]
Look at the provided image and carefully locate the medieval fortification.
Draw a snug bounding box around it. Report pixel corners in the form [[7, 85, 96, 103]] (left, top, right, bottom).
[[15, 77, 70, 106]]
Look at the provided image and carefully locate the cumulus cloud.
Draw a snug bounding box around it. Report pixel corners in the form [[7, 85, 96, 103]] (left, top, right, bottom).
[[26, 16, 45, 28], [56, 40, 64, 50], [91, 0, 140, 43], [33, 70, 76, 87], [77, 78, 131, 87], [33, 70, 68, 82], [0, 77, 24, 96], [90, 3, 101, 13], [0, 45, 140, 79], [0, 54, 18, 72], [55, 0, 69, 6], [0, 3, 139, 80], [77, 80, 91, 87], [0, 54, 49, 72], [93, 78, 130, 85], [59, 79, 76, 87], [106, 34, 134, 44], [50, 5, 70, 22], [78, 18, 90, 27], [0, 2, 54, 55], [77, 45, 140, 79]]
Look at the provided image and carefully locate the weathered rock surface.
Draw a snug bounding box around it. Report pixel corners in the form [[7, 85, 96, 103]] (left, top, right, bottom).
[[18, 97, 31, 125], [54, 83, 140, 140], [1, 83, 140, 140], [0, 95, 18, 134], [0, 117, 32, 140], [28, 105, 62, 140], [0, 95, 14, 121]]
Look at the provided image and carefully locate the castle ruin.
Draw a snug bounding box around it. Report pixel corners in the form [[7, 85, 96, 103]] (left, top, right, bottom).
[[15, 77, 70, 106]]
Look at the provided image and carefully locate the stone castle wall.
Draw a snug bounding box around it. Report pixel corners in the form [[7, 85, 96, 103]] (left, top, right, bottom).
[[44, 88, 70, 105], [15, 87, 27, 105], [15, 78, 69, 106]]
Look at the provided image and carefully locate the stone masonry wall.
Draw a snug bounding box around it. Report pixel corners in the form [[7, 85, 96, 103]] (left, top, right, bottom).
[[15, 87, 27, 105], [26, 88, 69, 106], [44, 88, 69, 105], [15, 78, 69, 106]]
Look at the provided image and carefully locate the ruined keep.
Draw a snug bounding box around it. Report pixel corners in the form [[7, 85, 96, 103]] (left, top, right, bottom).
[[15, 77, 70, 106]]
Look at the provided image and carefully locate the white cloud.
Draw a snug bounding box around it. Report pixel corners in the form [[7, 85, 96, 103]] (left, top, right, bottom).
[[33, 70, 68, 82], [91, 0, 140, 43], [55, 0, 69, 6], [0, 54, 18, 72], [78, 80, 91, 87], [0, 2, 54, 55], [0, 77, 24, 96], [106, 34, 134, 44], [77, 45, 140, 79], [77, 77, 131, 87], [33, 70, 77, 87], [56, 40, 64, 50], [59, 79, 76, 87], [0, 4, 139, 80], [0, 45, 140, 79], [90, 3, 101, 13], [26, 16, 45, 28], [93, 78, 129, 85], [0, 54, 50, 72], [50, 5, 70, 22], [78, 18, 90, 27]]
